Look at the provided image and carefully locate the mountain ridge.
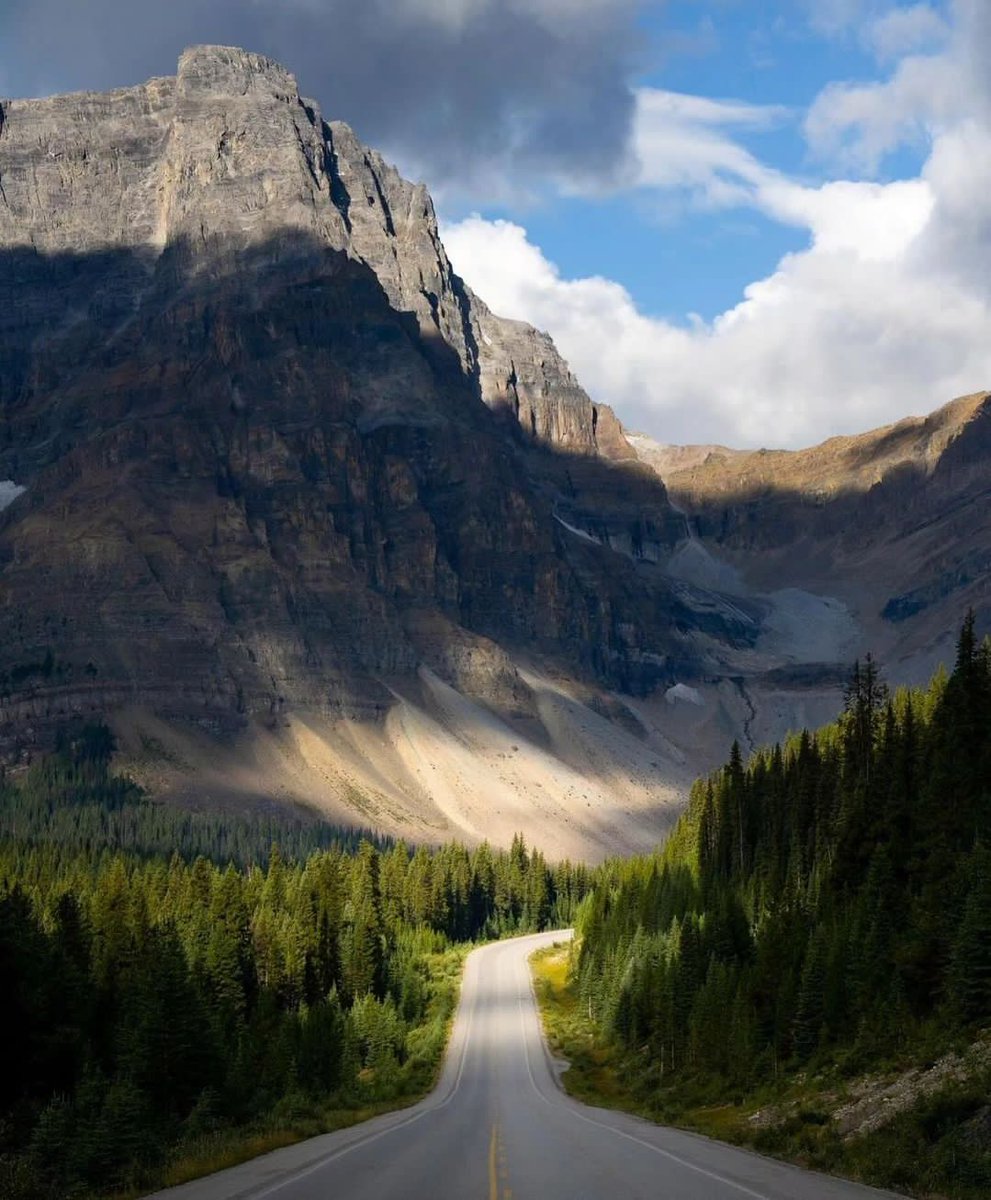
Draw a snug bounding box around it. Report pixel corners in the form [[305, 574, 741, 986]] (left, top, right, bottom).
[[0, 46, 709, 859], [0, 46, 986, 858], [635, 389, 990, 500], [631, 388, 991, 693]]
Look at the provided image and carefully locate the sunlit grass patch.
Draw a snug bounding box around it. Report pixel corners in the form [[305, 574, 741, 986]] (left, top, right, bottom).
[[154, 1101, 407, 1192], [530, 942, 631, 1109]]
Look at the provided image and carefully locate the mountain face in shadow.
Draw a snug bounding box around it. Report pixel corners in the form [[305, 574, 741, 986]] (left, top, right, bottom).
[[0, 46, 984, 857], [0, 46, 740, 858], [633, 390, 991, 689]]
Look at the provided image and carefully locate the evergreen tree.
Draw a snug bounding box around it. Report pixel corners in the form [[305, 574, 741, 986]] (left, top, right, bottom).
[[577, 616, 991, 1103], [948, 845, 991, 1024]]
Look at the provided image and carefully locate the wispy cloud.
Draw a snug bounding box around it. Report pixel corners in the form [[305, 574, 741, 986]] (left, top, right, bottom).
[[867, 3, 950, 61]]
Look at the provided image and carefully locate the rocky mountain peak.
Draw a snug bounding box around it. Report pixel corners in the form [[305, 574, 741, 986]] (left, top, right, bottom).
[[0, 47, 707, 860], [0, 46, 627, 460], [176, 45, 301, 102]]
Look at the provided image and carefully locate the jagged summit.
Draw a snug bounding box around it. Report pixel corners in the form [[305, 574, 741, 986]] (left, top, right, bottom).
[[0, 46, 626, 457], [0, 48, 698, 859], [176, 44, 299, 89]]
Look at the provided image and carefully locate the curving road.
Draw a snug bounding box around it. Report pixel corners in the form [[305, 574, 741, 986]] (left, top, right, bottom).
[[147, 931, 902, 1200]]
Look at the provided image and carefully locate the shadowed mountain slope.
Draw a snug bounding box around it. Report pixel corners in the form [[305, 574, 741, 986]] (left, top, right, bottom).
[[0, 47, 748, 859], [634, 390, 991, 690], [0, 46, 985, 857]]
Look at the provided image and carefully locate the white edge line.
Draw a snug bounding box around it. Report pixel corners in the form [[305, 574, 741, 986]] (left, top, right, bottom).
[[519, 938, 772, 1200], [243, 950, 480, 1200]]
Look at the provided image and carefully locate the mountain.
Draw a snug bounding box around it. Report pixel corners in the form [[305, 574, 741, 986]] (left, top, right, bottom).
[[0, 46, 727, 859], [633, 388, 991, 681], [0, 47, 985, 859]]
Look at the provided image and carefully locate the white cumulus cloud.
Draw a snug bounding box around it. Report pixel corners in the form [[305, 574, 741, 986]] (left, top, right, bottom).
[[806, 0, 989, 173], [443, 1, 991, 450], [444, 207, 991, 448]]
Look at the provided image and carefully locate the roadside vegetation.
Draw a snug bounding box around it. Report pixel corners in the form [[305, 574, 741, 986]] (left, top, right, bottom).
[[535, 615, 991, 1199], [0, 729, 592, 1199], [534, 942, 991, 1198]]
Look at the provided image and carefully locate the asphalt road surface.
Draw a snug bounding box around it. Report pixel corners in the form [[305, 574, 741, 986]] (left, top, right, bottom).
[[147, 931, 902, 1200]]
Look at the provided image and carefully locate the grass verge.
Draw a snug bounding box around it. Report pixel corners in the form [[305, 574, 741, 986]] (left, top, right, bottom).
[[530, 941, 632, 1110]]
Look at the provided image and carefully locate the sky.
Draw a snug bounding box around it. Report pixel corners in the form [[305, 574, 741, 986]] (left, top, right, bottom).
[[2, 0, 990, 448]]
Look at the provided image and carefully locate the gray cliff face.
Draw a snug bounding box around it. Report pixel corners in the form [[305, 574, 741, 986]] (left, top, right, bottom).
[[0, 45, 616, 458], [469, 294, 632, 457], [0, 45, 712, 753]]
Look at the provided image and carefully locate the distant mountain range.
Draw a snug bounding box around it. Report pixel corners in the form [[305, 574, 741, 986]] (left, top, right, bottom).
[[0, 47, 986, 859]]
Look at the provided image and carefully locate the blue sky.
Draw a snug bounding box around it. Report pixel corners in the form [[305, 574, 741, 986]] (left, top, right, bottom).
[[442, 0, 991, 447], [443, 1, 936, 323]]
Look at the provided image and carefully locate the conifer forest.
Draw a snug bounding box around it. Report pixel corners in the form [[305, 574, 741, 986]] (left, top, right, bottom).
[[2, 617, 991, 1196], [0, 731, 590, 1196], [573, 615, 991, 1190]]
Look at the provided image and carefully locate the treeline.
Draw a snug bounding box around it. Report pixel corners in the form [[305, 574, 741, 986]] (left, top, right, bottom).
[[577, 614, 991, 1089], [0, 734, 590, 1197], [0, 724, 386, 867]]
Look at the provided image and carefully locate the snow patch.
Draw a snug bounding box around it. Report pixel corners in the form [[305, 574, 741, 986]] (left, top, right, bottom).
[[0, 481, 26, 511], [553, 514, 601, 545], [668, 538, 744, 593], [665, 683, 704, 707]]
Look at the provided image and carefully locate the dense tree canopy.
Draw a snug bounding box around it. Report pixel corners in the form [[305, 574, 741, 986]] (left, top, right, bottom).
[[0, 732, 590, 1196], [577, 616, 991, 1087]]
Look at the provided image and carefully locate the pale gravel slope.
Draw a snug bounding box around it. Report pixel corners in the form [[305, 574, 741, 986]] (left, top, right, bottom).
[[114, 662, 699, 862]]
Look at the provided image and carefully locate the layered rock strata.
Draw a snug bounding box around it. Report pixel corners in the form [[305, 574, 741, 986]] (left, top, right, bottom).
[[0, 47, 708, 767]]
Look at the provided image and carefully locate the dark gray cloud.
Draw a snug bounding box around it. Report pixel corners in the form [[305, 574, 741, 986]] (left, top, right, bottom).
[[1, 0, 644, 193]]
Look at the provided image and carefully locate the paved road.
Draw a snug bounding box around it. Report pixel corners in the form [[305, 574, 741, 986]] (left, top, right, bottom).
[[147, 931, 902, 1200]]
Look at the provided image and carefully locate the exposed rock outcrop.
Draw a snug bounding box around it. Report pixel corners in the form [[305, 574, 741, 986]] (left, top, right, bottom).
[[1, 46, 983, 856], [0, 47, 737, 855], [0, 46, 624, 459]]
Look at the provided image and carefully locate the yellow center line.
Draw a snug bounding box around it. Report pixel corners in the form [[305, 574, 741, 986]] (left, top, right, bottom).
[[489, 1123, 499, 1200]]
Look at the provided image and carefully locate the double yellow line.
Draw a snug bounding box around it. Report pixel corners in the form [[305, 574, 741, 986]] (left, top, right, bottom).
[[489, 1122, 512, 1200]]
